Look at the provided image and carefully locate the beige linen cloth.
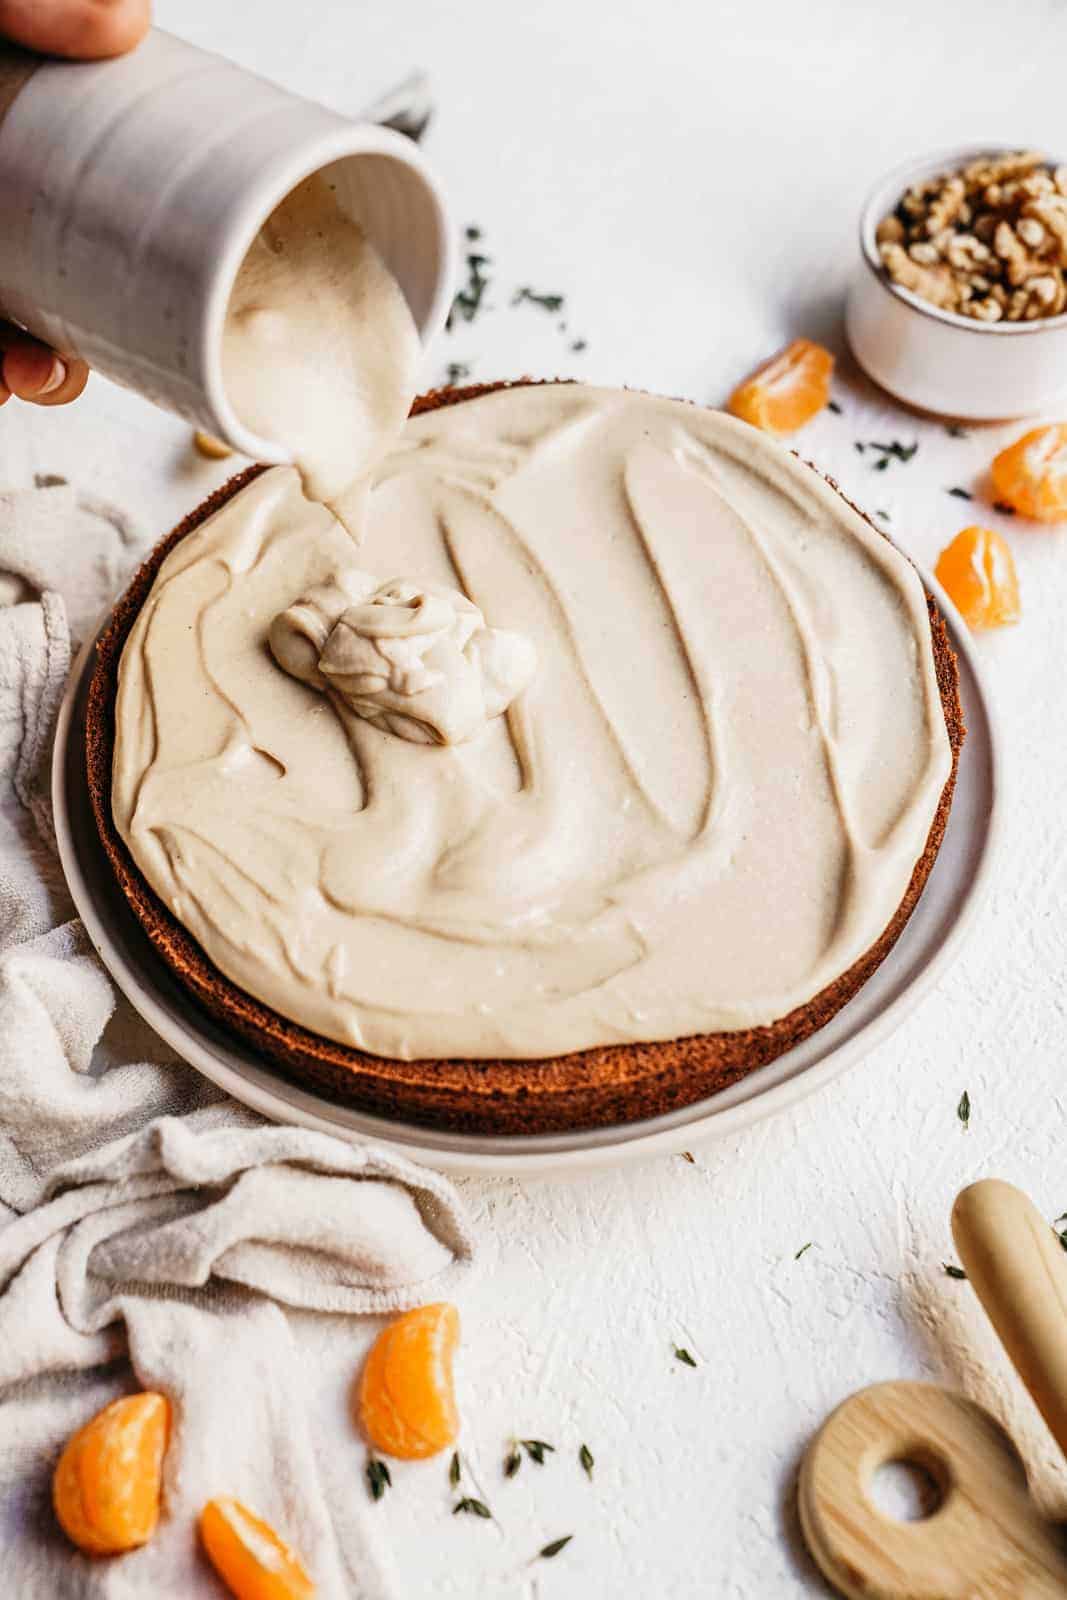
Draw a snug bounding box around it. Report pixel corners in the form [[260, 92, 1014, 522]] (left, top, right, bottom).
[[0, 480, 477, 1596]]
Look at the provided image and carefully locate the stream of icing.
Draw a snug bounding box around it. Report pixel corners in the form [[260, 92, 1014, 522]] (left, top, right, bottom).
[[221, 173, 420, 533], [222, 173, 537, 749]]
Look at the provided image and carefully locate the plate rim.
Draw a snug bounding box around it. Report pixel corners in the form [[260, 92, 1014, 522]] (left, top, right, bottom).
[[52, 573, 1000, 1175]]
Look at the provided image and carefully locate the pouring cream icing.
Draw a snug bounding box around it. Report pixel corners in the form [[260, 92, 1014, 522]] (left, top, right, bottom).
[[112, 383, 954, 1062], [222, 171, 535, 746], [221, 173, 420, 529]]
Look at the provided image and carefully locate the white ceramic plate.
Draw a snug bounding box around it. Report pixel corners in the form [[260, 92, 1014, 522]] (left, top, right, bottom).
[[53, 579, 999, 1175]]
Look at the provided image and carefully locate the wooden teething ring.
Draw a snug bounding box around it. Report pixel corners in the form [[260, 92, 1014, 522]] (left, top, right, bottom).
[[799, 1379, 1067, 1598], [799, 1181, 1067, 1598]]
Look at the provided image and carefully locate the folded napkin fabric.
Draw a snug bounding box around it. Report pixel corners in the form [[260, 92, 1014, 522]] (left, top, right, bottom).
[[0, 479, 477, 1598]]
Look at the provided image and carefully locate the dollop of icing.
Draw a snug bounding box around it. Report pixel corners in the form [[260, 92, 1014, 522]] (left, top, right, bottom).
[[268, 572, 537, 745]]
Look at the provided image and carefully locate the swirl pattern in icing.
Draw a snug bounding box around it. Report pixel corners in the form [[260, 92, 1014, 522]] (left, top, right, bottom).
[[112, 385, 953, 1061]]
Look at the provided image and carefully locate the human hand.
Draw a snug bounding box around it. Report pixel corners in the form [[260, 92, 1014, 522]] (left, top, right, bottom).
[[0, 0, 151, 409]]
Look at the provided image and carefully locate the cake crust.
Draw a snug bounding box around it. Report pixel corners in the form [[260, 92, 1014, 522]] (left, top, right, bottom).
[[85, 384, 966, 1136]]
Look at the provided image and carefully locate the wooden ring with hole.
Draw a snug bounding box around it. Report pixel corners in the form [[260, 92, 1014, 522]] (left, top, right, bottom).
[[798, 1380, 1067, 1599]]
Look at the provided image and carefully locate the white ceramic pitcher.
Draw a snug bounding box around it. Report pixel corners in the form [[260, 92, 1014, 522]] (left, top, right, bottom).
[[0, 29, 454, 461]]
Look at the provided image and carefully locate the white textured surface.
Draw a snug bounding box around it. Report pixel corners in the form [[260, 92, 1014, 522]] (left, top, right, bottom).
[[4, 0, 1067, 1592]]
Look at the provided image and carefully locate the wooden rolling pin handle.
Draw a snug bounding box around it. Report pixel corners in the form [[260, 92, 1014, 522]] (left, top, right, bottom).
[[952, 1178, 1067, 1464]]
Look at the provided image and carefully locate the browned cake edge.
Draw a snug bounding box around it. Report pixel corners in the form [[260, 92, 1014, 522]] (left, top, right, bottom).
[[85, 382, 966, 1136]]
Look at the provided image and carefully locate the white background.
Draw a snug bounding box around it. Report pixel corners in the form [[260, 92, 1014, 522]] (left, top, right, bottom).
[[5, 1, 1067, 1593]]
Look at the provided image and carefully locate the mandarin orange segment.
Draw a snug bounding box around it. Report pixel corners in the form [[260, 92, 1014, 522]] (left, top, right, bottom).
[[199, 1497, 315, 1600], [727, 338, 834, 434], [991, 423, 1067, 521], [358, 1302, 460, 1460], [53, 1392, 171, 1556], [935, 526, 1021, 630]]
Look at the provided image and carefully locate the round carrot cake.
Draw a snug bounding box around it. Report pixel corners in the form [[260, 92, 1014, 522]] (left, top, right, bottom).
[[86, 382, 964, 1134]]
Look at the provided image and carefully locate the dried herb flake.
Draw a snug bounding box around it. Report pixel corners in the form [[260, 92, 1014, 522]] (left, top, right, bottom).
[[449, 1452, 461, 1488], [794, 1242, 813, 1260], [674, 1346, 698, 1368], [521, 1439, 555, 1466], [579, 1443, 594, 1480], [861, 439, 919, 471], [943, 1263, 967, 1281], [993, 500, 1017, 516], [948, 486, 973, 500], [512, 286, 565, 313], [538, 1535, 574, 1560], [448, 251, 492, 330], [445, 361, 472, 387], [366, 1457, 391, 1501], [957, 1090, 970, 1130], [453, 1497, 492, 1519], [503, 1445, 522, 1478], [828, 399, 843, 415]]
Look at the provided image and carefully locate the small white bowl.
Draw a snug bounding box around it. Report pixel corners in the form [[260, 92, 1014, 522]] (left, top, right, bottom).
[[846, 145, 1067, 420]]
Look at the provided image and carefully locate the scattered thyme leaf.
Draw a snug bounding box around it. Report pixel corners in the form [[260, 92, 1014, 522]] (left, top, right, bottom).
[[794, 1242, 813, 1260], [465, 224, 482, 241], [680, 1150, 695, 1163], [948, 486, 973, 500], [993, 500, 1017, 516], [875, 509, 891, 520], [34, 473, 67, 488], [861, 439, 919, 471], [504, 1445, 522, 1478], [453, 1497, 492, 1519], [674, 1346, 698, 1368], [571, 338, 588, 353], [579, 1443, 594, 1480], [854, 442, 866, 454], [449, 1451, 461, 1488], [946, 423, 968, 438], [511, 286, 565, 313], [521, 1439, 555, 1465], [957, 1090, 970, 1130], [828, 399, 843, 414], [1058, 1228, 1067, 1253], [366, 1457, 391, 1501], [444, 361, 471, 387], [447, 251, 492, 330], [943, 1263, 967, 1281], [538, 1535, 573, 1560]]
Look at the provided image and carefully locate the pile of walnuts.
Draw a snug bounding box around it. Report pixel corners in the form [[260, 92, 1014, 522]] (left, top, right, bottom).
[[878, 151, 1067, 322]]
